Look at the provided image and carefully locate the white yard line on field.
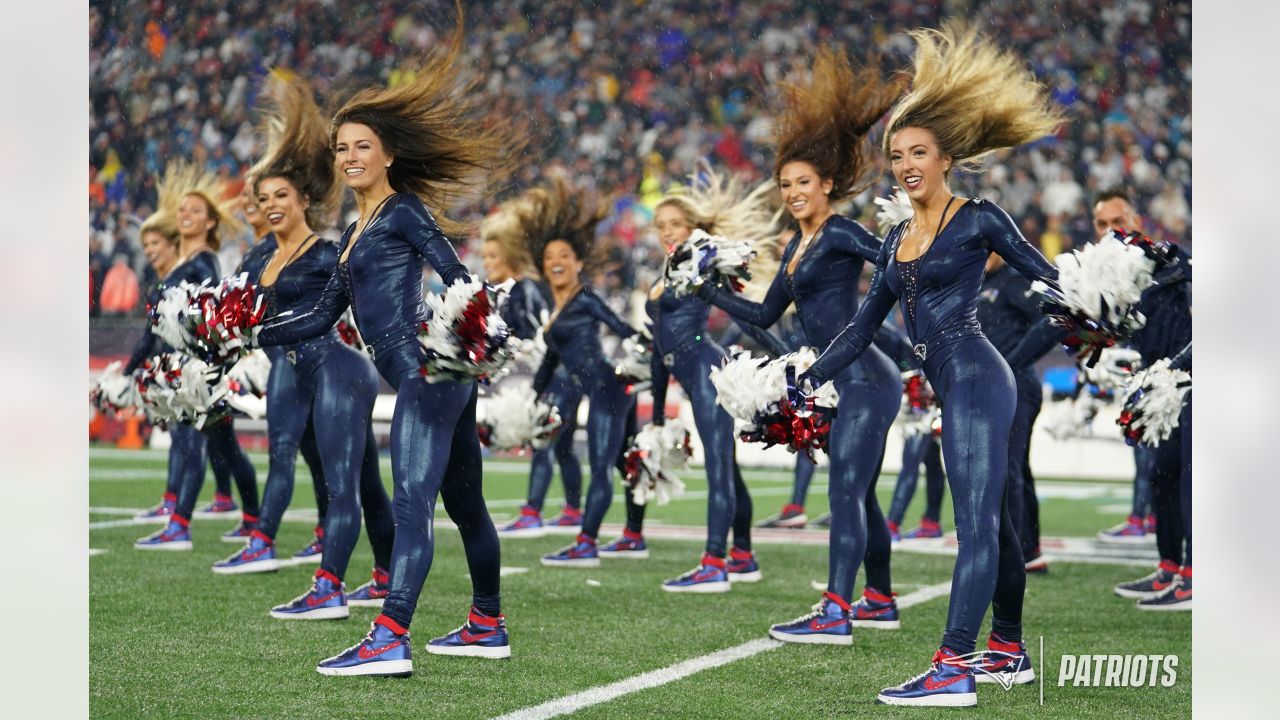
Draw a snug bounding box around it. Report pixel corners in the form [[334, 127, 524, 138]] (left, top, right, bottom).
[[490, 581, 953, 720]]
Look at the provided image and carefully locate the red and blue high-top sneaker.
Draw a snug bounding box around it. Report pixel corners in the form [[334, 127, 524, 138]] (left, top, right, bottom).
[[1097, 514, 1148, 544], [426, 607, 511, 659], [877, 647, 978, 707], [903, 517, 942, 540], [135, 516, 193, 551], [498, 505, 546, 538], [1144, 514, 1157, 533], [768, 591, 853, 645], [1114, 559, 1180, 599], [349, 566, 390, 608], [974, 633, 1035, 685], [290, 526, 324, 565], [135, 492, 176, 521], [727, 547, 762, 583], [194, 493, 239, 518], [212, 530, 278, 574], [1137, 566, 1191, 611], [850, 587, 900, 629], [597, 529, 648, 559], [663, 554, 731, 593], [220, 513, 258, 543], [756, 504, 807, 529], [541, 533, 600, 567], [270, 568, 349, 620], [316, 615, 412, 677], [886, 520, 902, 544], [548, 505, 583, 527], [1024, 549, 1049, 574]]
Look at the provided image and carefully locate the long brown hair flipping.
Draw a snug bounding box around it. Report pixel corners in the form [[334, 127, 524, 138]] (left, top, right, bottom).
[[884, 21, 1064, 170], [511, 175, 610, 270], [329, 0, 520, 236], [773, 45, 907, 202], [251, 72, 340, 230]]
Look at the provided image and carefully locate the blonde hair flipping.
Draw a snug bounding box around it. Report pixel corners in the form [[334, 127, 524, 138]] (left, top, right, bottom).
[[479, 202, 537, 278], [153, 160, 244, 251], [885, 21, 1064, 169], [773, 45, 907, 202]]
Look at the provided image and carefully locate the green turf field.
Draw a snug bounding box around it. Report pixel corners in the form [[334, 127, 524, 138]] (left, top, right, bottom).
[[90, 447, 1189, 719]]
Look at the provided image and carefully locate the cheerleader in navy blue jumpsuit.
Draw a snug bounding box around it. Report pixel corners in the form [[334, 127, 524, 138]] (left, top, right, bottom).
[[799, 25, 1066, 705], [133, 184, 261, 550], [255, 36, 520, 674], [479, 223, 584, 535]]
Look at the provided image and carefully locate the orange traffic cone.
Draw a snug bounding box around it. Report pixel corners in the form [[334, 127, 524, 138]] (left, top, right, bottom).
[[89, 409, 106, 441], [116, 410, 145, 450]]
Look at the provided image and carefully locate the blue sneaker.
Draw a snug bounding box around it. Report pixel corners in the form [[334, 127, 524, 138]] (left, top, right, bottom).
[[290, 526, 324, 565], [597, 532, 648, 559], [663, 555, 731, 593], [877, 648, 978, 707], [426, 607, 512, 659], [135, 493, 176, 522], [135, 518, 193, 551], [1097, 515, 1152, 544], [887, 520, 902, 544], [902, 517, 943, 540], [548, 506, 583, 527], [974, 634, 1036, 686], [220, 515, 258, 544], [498, 506, 546, 539], [348, 566, 390, 608], [194, 493, 239, 518], [270, 569, 349, 620], [212, 530, 278, 574], [727, 549, 762, 583], [540, 534, 600, 567], [316, 617, 413, 677], [850, 588, 900, 630], [768, 592, 853, 645]]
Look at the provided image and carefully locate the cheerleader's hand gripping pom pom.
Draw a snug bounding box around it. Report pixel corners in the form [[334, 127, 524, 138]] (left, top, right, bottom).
[[622, 420, 692, 506], [1116, 358, 1191, 447], [418, 278, 514, 383], [710, 348, 838, 459], [476, 383, 564, 452], [615, 334, 653, 385], [153, 274, 267, 365], [665, 228, 756, 298]]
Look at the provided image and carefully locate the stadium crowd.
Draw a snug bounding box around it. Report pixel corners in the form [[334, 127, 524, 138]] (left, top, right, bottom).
[[89, 0, 1191, 317]]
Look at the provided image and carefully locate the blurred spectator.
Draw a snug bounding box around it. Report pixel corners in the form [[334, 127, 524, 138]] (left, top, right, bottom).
[[99, 254, 142, 316]]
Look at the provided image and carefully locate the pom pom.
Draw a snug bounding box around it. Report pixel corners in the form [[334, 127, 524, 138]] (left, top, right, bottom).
[[335, 309, 364, 350], [896, 369, 940, 438], [1040, 395, 1103, 441], [134, 353, 234, 429], [90, 361, 141, 416], [1077, 346, 1142, 391], [709, 348, 839, 457], [476, 382, 564, 451], [874, 188, 914, 235], [1117, 358, 1191, 446], [418, 278, 514, 383], [152, 273, 267, 365], [622, 420, 692, 506], [226, 349, 271, 397], [615, 334, 653, 385], [664, 228, 756, 297]]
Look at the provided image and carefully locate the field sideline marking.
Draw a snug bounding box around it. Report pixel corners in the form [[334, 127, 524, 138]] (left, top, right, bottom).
[[491, 582, 952, 720]]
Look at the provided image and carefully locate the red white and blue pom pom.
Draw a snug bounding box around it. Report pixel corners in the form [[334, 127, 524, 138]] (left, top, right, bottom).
[[90, 361, 142, 416], [418, 278, 513, 383], [1032, 229, 1176, 366], [664, 228, 755, 297], [153, 273, 266, 365], [1117, 358, 1191, 446], [874, 188, 915, 235], [335, 309, 364, 350], [614, 334, 653, 387], [134, 353, 234, 429], [222, 349, 271, 419], [622, 420, 692, 506], [1040, 395, 1104, 441], [897, 369, 940, 438], [709, 347, 839, 458], [476, 382, 564, 452]]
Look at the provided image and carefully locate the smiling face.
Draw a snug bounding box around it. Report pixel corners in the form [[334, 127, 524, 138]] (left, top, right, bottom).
[[777, 161, 833, 224], [334, 122, 391, 192], [256, 176, 310, 238], [541, 239, 583, 291], [1092, 197, 1143, 240], [481, 240, 515, 284], [240, 182, 268, 236], [176, 194, 217, 241], [888, 126, 951, 203], [654, 202, 694, 252], [141, 230, 178, 274]]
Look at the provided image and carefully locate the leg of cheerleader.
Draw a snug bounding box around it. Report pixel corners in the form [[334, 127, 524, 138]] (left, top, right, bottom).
[[730, 458, 753, 551], [928, 339, 1016, 658], [212, 360, 310, 573], [922, 438, 945, 523], [555, 383, 586, 512], [1179, 394, 1191, 569], [888, 432, 927, 527], [1137, 394, 1193, 611], [348, 422, 395, 607], [975, 488, 1035, 685], [1006, 370, 1040, 560], [205, 419, 260, 533], [300, 417, 329, 540], [769, 351, 897, 644], [1133, 444, 1155, 522], [268, 347, 380, 621], [862, 454, 893, 594], [602, 405, 647, 557], [1149, 440, 1186, 568], [135, 422, 206, 549]]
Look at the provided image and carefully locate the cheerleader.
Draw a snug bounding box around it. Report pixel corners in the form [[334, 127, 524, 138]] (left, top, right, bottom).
[[798, 25, 1064, 705], [256, 8, 517, 674], [211, 77, 396, 618], [132, 163, 262, 548], [479, 203, 585, 535], [503, 177, 639, 568], [698, 47, 906, 640]]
